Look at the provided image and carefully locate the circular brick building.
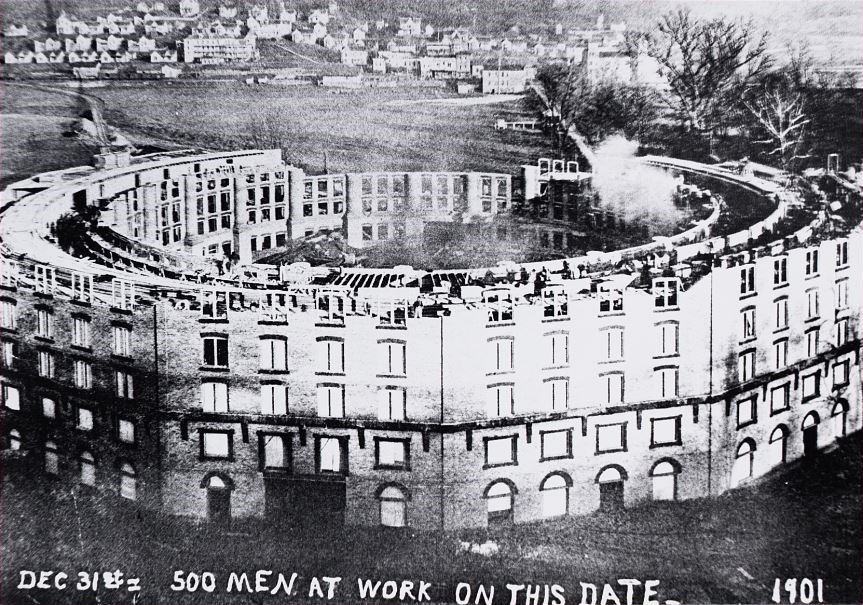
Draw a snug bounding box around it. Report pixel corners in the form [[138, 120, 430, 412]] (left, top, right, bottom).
[[0, 148, 859, 529]]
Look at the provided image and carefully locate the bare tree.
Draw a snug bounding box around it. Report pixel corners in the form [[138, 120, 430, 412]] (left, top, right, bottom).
[[642, 9, 771, 133], [530, 63, 591, 152], [530, 63, 658, 150], [745, 85, 810, 171]]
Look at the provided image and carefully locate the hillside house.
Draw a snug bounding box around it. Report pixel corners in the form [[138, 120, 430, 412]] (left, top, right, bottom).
[[482, 65, 531, 93], [258, 23, 293, 39], [321, 34, 337, 49], [128, 36, 157, 53], [161, 64, 182, 77], [195, 21, 243, 38], [4, 24, 29, 37], [55, 12, 86, 35], [180, 0, 201, 18], [34, 38, 63, 53], [279, 7, 298, 24], [397, 16, 421, 38], [340, 47, 368, 66], [219, 4, 238, 19], [72, 65, 101, 78], [248, 5, 269, 24], [151, 48, 178, 63], [95, 35, 124, 52], [308, 9, 331, 26]]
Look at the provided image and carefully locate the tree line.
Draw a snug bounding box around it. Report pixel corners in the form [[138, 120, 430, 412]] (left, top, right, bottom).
[[532, 8, 858, 172]]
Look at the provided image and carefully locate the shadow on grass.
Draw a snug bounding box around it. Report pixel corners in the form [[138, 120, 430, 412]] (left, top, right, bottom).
[[1, 432, 860, 605]]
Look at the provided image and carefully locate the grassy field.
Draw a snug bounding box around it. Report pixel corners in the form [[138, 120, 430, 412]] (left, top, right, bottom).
[[0, 114, 96, 185], [91, 80, 554, 174], [1, 432, 860, 605], [0, 84, 100, 186], [1, 80, 554, 183]]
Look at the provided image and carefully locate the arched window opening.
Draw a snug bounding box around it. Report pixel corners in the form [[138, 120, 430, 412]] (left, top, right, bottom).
[[205, 473, 231, 523], [802, 412, 820, 457], [596, 465, 626, 512], [731, 440, 755, 487], [378, 485, 408, 528], [485, 480, 514, 525], [768, 425, 788, 468], [44, 440, 59, 475], [8, 429, 21, 451], [120, 462, 137, 500], [540, 473, 571, 518], [80, 451, 96, 486], [831, 401, 848, 440], [650, 460, 679, 501]]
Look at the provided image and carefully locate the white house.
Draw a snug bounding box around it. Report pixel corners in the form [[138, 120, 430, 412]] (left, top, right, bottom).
[[118, 21, 136, 35], [397, 17, 421, 37], [96, 35, 124, 52], [340, 47, 368, 66], [34, 38, 62, 53], [55, 12, 79, 35], [179, 0, 201, 18], [128, 36, 157, 53], [321, 34, 337, 49], [248, 5, 269, 24], [386, 40, 416, 53], [197, 21, 242, 38], [290, 29, 308, 44], [279, 7, 298, 24], [72, 65, 101, 79], [151, 48, 178, 63], [309, 9, 331, 25], [4, 24, 29, 37], [145, 21, 173, 36], [252, 22, 292, 40], [219, 4, 238, 19], [161, 64, 182, 78], [67, 35, 93, 52], [482, 66, 530, 93]]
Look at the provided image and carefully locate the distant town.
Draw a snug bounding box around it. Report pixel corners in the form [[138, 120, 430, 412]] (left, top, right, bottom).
[[1, 0, 669, 92]]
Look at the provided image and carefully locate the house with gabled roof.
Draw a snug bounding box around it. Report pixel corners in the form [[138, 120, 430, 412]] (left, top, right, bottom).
[[309, 8, 331, 25], [4, 23, 29, 37], [397, 16, 421, 38], [219, 4, 238, 20]]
